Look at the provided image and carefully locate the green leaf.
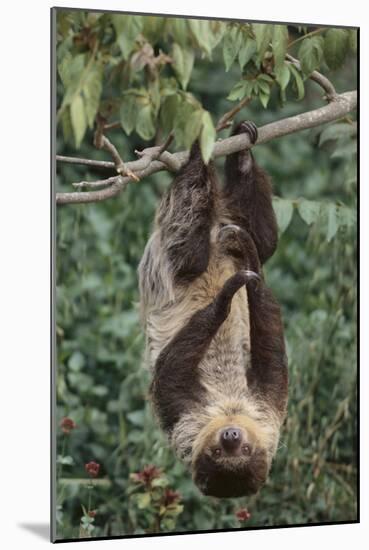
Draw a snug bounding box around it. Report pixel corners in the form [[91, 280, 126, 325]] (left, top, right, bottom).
[[169, 18, 188, 47], [188, 20, 213, 56], [68, 350, 85, 371], [58, 53, 85, 89], [209, 20, 227, 49], [259, 90, 270, 108], [112, 14, 143, 59], [238, 39, 257, 70], [319, 122, 357, 146], [142, 16, 167, 43], [275, 63, 290, 90], [82, 66, 103, 128], [256, 76, 271, 95], [59, 55, 87, 111], [57, 455, 75, 466], [81, 516, 94, 526], [253, 23, 273, 61], [200, 111, 216, 164], [338, 205, 356, 229], [127, 410, 145, 427], [324, 29, 349, 70], [325, 203, 339, 241], [288, 63, 305, 100], [60, 108, 73, 144], [227, 80, 251, 101], [273, 198, 294, 233], [331, 140, 357, 159], [57, 51, 73, 87], [160, 94, 181, 136], [348, 29, 358, 52], [70, 94, 87, 148], [297, 199, 321, 225], [183, 109, 203, 149], [151, 477, 168, 488], [298, 36, 324, 75], [172, 43, 195, 89], [273, 25, 289, 69], [136, 104, 155, 140], [223, 26, 243, 71], [161, 518, 176, 530], [120, 95, 138, 136], [149, 79, 161, 116], [136, 493, 151, 509]]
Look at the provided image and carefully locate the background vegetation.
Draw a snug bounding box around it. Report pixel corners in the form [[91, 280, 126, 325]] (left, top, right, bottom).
[[55, 9, 357, 540]]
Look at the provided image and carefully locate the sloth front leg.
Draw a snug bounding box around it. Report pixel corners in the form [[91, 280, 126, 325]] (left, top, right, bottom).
[[150, 270, 257, 433], [157, 142, 219, 283], [246, 280, 288, 419], [218, 224, 261, 274], [224, 121, 278, 264]]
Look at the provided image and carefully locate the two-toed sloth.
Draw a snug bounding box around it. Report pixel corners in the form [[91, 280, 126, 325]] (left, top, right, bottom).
[[138, 121, 288, 498]]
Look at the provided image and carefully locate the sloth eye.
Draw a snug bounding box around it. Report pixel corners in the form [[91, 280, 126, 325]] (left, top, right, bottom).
[[213, 448, 222, 457], [242, 444, 251, 455]]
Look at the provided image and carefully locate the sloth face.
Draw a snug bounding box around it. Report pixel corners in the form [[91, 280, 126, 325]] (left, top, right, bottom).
[[192, 423, 269, 498]]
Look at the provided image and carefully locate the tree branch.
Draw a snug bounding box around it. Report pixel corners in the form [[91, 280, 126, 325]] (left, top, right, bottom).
[[285, 53, 337, 101], [216, 97, 252, 131], [56, 90, 357, 205], [93, 121, 140, 181], [56, 155, 116, 170]]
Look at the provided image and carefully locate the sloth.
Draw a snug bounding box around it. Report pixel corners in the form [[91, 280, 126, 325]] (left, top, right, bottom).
[[138, 121, 288, 498]]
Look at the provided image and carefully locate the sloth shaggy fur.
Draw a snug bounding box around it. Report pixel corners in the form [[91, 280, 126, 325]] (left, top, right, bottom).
[[138, 121, 288, 498]]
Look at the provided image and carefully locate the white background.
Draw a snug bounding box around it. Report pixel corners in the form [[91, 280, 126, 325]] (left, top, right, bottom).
[[0, 0, 366, 548]]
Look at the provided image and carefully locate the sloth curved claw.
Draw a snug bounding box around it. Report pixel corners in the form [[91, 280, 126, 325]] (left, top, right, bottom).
[[232, 121, 258, 144], [218, 224, 242, 242], [241, 269, 261, 290], [242, 269, 260, 281]]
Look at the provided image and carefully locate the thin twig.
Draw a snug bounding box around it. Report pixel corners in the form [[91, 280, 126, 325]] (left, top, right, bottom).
[[286, 53, 337, 101], [134, 132, 179, 172], [72, 176, 120, 189], [56, 155, 115, 170], [103, 121, 121, 131], [94, 133, 140, 182], [216, 97, 252, 131], [57, 39, 99, 123], [56, 90, 357, 205], [288, 27, 327, 50]]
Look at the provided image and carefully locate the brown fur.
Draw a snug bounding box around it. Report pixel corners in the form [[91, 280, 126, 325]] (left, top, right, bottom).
[[138, 121, 288, 498]]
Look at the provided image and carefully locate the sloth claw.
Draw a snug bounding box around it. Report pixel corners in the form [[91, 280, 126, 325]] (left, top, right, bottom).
[[242, 269, 260, 280], [241, 269, 261, 290], [218, 224, 242, 242], [232, 121, 258, 144]]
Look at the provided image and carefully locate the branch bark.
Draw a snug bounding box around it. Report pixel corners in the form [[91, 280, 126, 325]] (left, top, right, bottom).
[[285, 54, 337, 100], [56, 90, 357, 205]]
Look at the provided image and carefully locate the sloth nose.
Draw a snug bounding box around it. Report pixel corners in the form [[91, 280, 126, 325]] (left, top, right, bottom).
[[220, 427, 242, 451]]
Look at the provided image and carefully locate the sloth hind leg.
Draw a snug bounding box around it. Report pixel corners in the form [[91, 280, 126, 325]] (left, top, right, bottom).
[[158, 142, 218, 283], [246, 280, 288, 419], [223, 121, 278, 265]]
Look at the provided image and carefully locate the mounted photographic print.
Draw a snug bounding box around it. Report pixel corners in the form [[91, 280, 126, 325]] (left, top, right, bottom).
[[51, 6, 358, 543]]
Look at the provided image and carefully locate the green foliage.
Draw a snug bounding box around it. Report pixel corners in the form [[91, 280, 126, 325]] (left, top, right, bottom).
[[55, 10, 357, 540], [172, 43, 195, 89], [272, 25, 289, 69], [324, 29, 349, 70], [298, 36, 324, 75], [200, 111, 216, 163], [56, 14, 358, 156], [274, 197, 356, 241]]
